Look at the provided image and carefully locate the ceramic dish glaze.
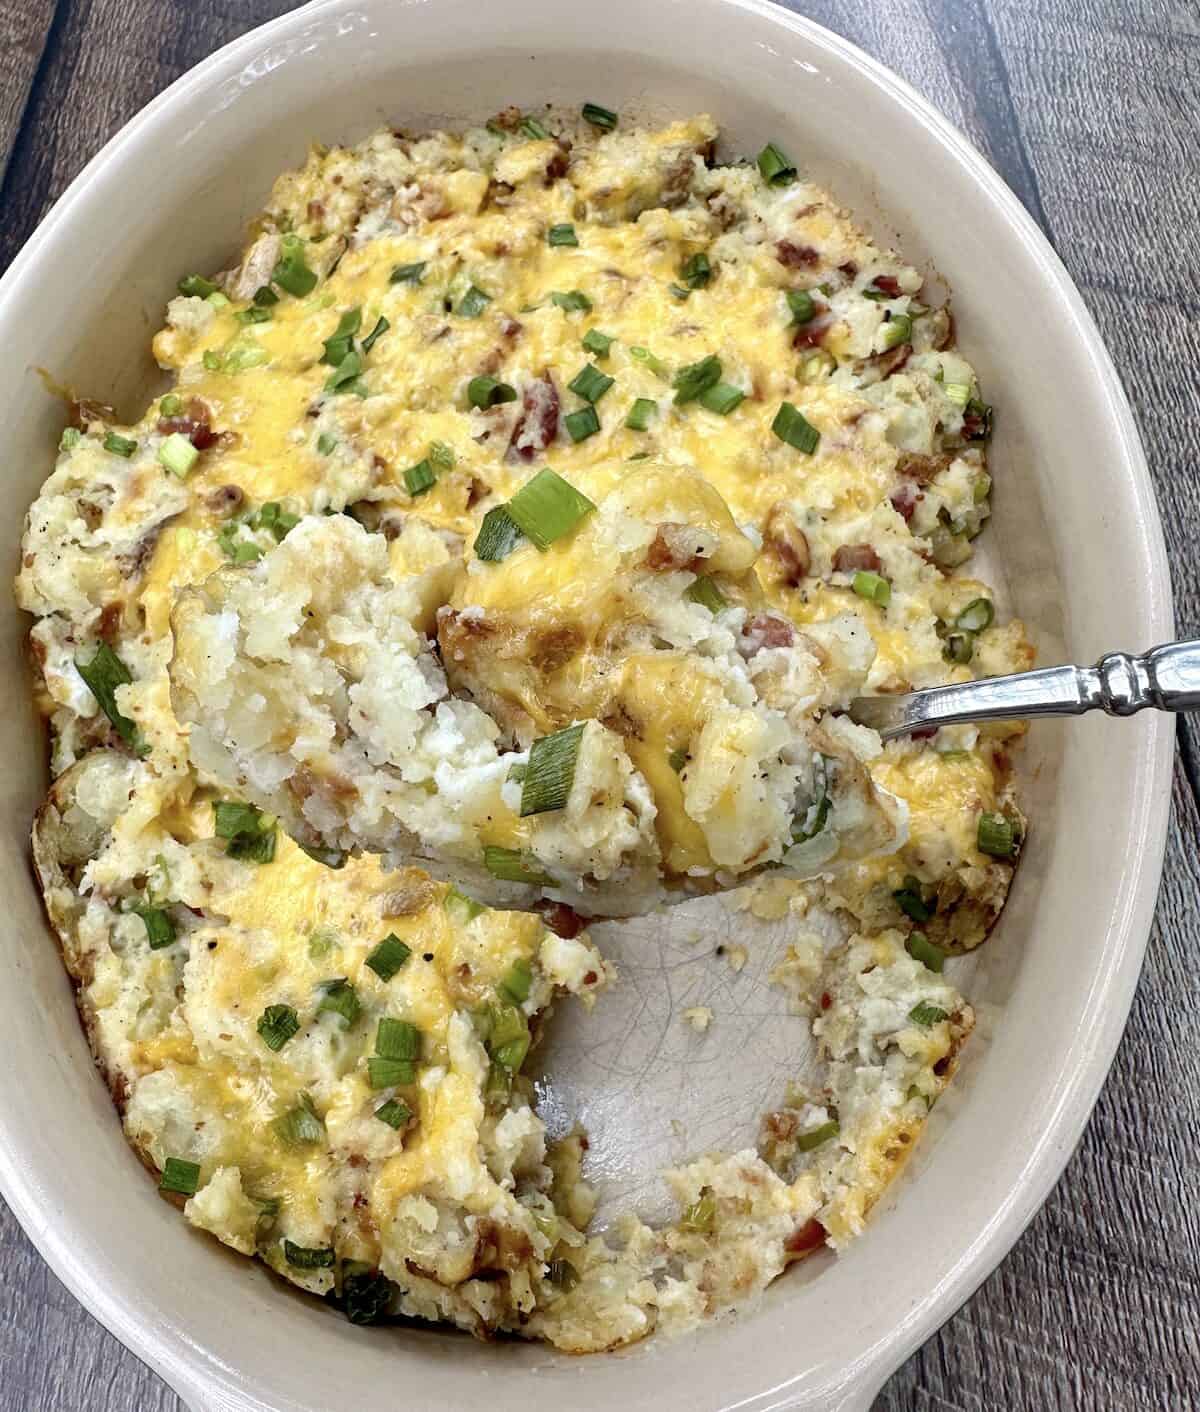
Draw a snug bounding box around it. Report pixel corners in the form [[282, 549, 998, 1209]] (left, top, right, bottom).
[[0, 1, 1172, 1408]]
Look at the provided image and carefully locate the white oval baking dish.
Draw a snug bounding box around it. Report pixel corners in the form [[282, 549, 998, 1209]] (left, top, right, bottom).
[[0, 1, 1172, 1408]]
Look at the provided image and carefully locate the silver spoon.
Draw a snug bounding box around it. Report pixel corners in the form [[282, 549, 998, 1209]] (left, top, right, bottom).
[[847, 639, 1200, 740]]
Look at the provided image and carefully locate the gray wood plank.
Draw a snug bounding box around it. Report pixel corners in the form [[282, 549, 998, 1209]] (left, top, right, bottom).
[[1, 1, 1198, 1410]]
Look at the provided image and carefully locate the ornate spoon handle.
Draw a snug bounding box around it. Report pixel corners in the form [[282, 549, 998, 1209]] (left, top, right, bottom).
[[847, 639, 1200, 741]]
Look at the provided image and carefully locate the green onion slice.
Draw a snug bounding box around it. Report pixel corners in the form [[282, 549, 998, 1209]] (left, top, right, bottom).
[[316, 431, 337, 456], [367, 1057, 416, 1089], [158, 432, 199, 478], [668, 747, 688, 774], [404, 459, 436, 496], [550, 289, 592, 313], [942, 631, 974, 665], [132, 903, 176, 950], [757, 142, 797, 185], [321, 308, 363, 367], [390, 261, 427, 285], [582, 102, 618, 130], [235, 305, 272, 325], [685, 575, 727, 614], [629, 345, 669, 378], [272, 235, 318, 297], [893, 875, 934, 923], [213, 799, 277, 863], [880, 313, 912, 350], [178, 274, 218, 299], [908, 1001, 951, 1028], [456, 284, 491, 318], [257, 1003, 300, 1051], [582, 328, 614, 358], [429, 440, 455, 470], [942, 381, 972, 408], [274, 1094, 324, 1147], [672, 354, 722, 404], [75, 644, 145, 753], [474, 505, 526, 561], [507, 469, 596, 548], [374, 1098, 413, 1130], [253, 285, 279, 307], [498, 958, 534, 1006], [548, 223, 578, 247], [59, 427, 83, 451], [520, 115, 551, 140], [680, 1190, 716, 1233], [483, 846, 551, 886], [852, 570, 891, 607], [445, 887, 485, 923], [955, 598, 994, 633], [103, 432, 137, 458], [361, 315, 389, 354], [787, 289, 816, 324], [376, 1018, 421, 1061], [283, 1240, 335, 1270], [468, 375, 518, 409], [316, 978, 360, 1028], [520, 723, 585, 816], [772, 401, 820, 453], [796, 1119, 840, 1152], [625, 397, 656, 431], [668, 283, 692, 301], [698, 382, 744, 415], [905, 931, 946, 973], [680, 251, 711, 289], [159, 1157, 201, 1196], [568, 363, 614, 404], [977, 811, 1018, 858], [365, 934, 412, 981], [159, 393, 184, 416], [324, 348, 363, 393]]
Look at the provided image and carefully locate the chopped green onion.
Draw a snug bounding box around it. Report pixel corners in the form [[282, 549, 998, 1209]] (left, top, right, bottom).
[[445, 887, 485, 924], [629, 345, 669, 378], [429, 440, 456, 471], [627, 451, 651, 461], [366, 934, 413, 981], [582, 328, 614, 358], [548, 223, 578, 247], [321, 310, 361, 366], [772, 401, 820, 453], [272, 235, 318, 297], [625, 397, 656, 431], [225, 342, 271, 374], [338, 1268, 397, 1325], [483, 846, 551, 886], [906, 932, 946, 973], [672, 354, 722, 404], [468, 375, 518, 409], [792, 755, 832, 842], [796, 1119, 840, 1152], [217, 524, 263, 564], [942, 631, 974, 665], [75, 644, 145, 753], [668, 283, 692, 301], [132, 903, 176, 950], [963, 398, 994, 441], [159, 1157, 200, 1196], [488, 1004, 531, 1071], [550, 289, 592, 313], [202, 350, 222, 371], [206, 291, 230, 310], [361, 315, 389, 354], [685, 575, 727, 614], [158, 432, 199, 478], [474, 505, 525, 561], [367, 1057, 415, 1089], [698, 382, 744, 415], [159, 393, 184, 416], [498, 958, 534, 1006], [852, 570, 891, 607], [668, 747, 688, 773], [787, 289, 816, 324], [253, 285, 279, 307], [680, 252, 712, 289], [316, 978, 360, 1028], [507, 469, 597, 548], [283, 1241, 335, 1270], [879, 313, 912, 350], [374, 1098, 413, 1130], [178, 274, 218, 298], [59, 427, 82, 451], [403, 459, 436, 496], [324, 348, 363, 393], [103, 432, 137, 458], [253, 501, 300, 540], [456, 284, 491, 318], [955, 598, 994, 633], [568, 363, 614, 404], [757, 142, 797, 185], [797, 349, 836, 383], [582, 102, 618, 130], [520, 115, 551, 140], [942, 381, 971, 408], [977, 811, 1017, 858], [893, 875, 934, 924], [520, 723, 585, 816], [376, 1018, 421, 1061], [390, 261, 427, 285], [257, 1004, 300, 1051], [316, 431, 337, 456], [680, 1190, 716, 1233], [213, 799, 277, 863], [908, 1001, 951, 1028], [274, 1093, 324, 1147], [235, 305, 272, 325]]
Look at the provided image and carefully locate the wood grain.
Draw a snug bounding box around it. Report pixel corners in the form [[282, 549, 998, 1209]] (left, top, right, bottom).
[[2, 1, 1199, 1408]]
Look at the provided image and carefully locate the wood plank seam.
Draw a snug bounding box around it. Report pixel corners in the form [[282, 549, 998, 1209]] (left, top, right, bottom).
[[0, 0, 65, 195]]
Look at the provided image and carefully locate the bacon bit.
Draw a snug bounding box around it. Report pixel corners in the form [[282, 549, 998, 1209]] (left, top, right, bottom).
[[645, 523, 707, 572], [582, 970, 598, 985], [871, 274, 902, 298], [962, 404, 991, 440], [507, 374, 560, 462], [69, 397, 116, 430], [158, 397, 216, 450], [792, 317, 832, 351], [498, 314, 523, 341], [204, 484, 244, 516], [763, 504, 811, 586], [833, 544, 881, 574], [820, 991, 832, 1010], [743, 614, 795, 653], [838, 261, 858, 279], [307, 199, 325, 223], [895, 452, 948, 485], [763, 1109, 799, 1141], [535, 900, 586, 938], [545, 143, 570, 183], [785, 1218, 827, 1256], [776, 240, 820, 269], [489, 105, 523, 131], [890, 483, 921, 522], [872, 344, 912, 379], [531, 625, 583, 674], [466, 476, 491, 509], [97, 601, 123, 644]]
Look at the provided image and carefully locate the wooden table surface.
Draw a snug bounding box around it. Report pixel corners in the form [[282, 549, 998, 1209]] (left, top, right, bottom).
[[2, 1, 1198, 1406]]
